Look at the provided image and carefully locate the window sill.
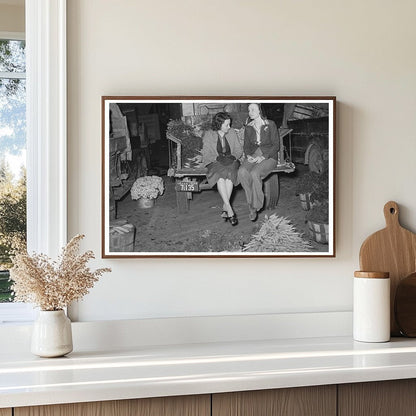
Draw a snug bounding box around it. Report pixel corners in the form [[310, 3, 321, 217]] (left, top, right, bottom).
[[0, 303, 36, 324]]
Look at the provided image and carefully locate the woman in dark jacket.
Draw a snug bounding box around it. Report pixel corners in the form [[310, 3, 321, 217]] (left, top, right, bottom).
[[238, 103, 280, 221], [201, 112, 243, 225]]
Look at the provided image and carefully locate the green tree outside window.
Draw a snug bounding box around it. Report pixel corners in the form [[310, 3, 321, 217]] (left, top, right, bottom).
[[0, 38, 27, 302]]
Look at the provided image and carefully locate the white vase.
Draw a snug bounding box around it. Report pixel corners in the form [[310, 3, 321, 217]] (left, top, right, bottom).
[[31, 310, 73, 357]]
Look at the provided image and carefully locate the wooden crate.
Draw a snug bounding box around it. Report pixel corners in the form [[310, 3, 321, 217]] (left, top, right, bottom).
[[109, 220, 135, 252]]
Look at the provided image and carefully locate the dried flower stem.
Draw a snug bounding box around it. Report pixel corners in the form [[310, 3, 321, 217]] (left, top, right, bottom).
[[10, 235, 111, 310]]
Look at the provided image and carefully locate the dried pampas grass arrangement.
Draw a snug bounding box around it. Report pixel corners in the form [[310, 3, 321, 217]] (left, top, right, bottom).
[[10, 234, 111, 311], [244, 214, 313, 253]]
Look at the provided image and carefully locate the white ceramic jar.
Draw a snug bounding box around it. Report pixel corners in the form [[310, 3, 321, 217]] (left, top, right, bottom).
[[353, 271, 390, 343]]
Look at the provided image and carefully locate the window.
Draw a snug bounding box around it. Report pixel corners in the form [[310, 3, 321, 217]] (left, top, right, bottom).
[[0, 0, 67, 324], [0, 36, 26, 303], [0, 33, 34, 322]]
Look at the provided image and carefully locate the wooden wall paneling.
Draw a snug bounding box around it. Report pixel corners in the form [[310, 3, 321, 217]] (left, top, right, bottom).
[[0, 409, 12, 416], [14, 394, 210, 416], [338, 380, 416, 416], [212, 385, 336, 416]]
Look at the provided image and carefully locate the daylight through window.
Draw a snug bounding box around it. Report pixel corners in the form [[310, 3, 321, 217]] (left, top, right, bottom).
[[0, 38, 27, 304]]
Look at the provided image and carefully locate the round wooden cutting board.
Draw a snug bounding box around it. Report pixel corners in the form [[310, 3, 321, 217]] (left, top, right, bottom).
[[359, 201, 416, 336]]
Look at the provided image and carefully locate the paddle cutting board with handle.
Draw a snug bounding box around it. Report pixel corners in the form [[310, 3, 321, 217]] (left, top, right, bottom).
[[359, 201, 416, 336]]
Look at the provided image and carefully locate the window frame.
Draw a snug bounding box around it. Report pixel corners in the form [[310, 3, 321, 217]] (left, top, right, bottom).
[[0, 0, 67, 323], [26, 0, 67, 257]]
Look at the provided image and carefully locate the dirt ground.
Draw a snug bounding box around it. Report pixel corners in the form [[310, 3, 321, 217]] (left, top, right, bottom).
[[115, 164, 328, 254]]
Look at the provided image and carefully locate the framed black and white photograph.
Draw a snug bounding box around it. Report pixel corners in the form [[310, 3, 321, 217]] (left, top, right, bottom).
[[102, 96, 335, 258]]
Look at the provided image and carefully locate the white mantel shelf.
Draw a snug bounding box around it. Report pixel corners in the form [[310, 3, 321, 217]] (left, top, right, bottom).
[[2, 335, 416, 409]]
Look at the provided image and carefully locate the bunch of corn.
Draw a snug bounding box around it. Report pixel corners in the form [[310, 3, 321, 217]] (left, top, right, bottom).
[[244, 214, 312, 253]]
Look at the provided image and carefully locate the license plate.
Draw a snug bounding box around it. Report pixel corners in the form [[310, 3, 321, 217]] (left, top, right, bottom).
[[175, 181, 199, 192]]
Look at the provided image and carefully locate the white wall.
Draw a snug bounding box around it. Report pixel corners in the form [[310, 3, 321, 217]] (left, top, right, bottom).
[[67, 0, 416, 322]]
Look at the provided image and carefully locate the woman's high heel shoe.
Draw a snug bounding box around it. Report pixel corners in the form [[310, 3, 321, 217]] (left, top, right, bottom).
[[226, 214, 238, 226], [248, 206, 258, 222], [230, 215, 238, 226]]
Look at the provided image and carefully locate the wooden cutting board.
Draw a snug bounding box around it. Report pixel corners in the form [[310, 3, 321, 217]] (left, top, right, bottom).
[[394, 272, 416, 337], [359, 201, 416, 336]]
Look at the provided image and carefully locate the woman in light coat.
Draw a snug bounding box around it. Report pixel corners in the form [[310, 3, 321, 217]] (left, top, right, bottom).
[[238, 103, 280, 221]]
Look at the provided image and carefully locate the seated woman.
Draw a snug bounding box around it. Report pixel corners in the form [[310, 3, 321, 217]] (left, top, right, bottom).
[[238, 103, 280, 221], [201, 112, 243, 226]]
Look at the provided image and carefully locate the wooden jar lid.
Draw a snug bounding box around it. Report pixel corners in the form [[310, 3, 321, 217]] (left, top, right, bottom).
[[354, 271, 390, 279]]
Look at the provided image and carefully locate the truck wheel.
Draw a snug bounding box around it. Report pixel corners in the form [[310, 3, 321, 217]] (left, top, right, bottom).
[[306, 143, 325, 174], [264, 173, 280, 209]]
